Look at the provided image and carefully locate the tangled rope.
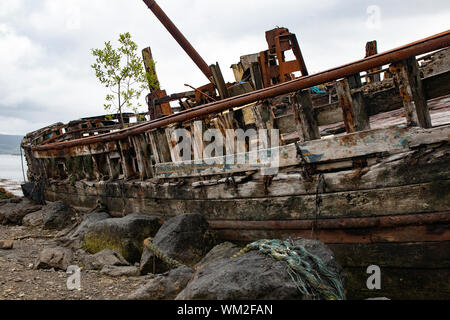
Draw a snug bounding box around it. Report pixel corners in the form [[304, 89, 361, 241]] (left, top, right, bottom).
[[143, 238, 185, 268], [232, 239, 345, 300]]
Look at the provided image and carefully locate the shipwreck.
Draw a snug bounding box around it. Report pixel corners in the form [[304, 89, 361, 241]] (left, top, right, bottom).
[[21, 1, 450, 299]]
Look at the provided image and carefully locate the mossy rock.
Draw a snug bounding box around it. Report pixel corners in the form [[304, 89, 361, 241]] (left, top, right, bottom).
[[84, 213, 161, 263]]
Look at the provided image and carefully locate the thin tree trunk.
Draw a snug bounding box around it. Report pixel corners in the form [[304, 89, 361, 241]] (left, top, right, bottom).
[[118, 82, 124, 128]]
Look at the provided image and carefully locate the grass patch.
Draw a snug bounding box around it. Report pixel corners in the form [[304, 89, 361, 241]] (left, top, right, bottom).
[[0, 187, 16, 199]]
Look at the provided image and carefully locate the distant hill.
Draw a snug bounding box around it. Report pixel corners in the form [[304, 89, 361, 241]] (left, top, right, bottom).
[[0, 134, 23, 155]]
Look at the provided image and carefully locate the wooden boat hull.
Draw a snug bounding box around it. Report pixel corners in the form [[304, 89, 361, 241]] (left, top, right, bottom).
[[42, 137, 450, 299]]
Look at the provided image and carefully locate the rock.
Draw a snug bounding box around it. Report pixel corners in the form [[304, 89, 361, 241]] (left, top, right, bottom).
[[21, 182, 45, 205], [68, 212, 111, 240], [35, 247, 73, 271], [0, 198, 42, 225], [140, 214, 214, 274], [176, 238, 346, 300], [0, 240, 14, 250], [83, 249, 130, 270], [22, 210, 47, 227], [195, 242, 241, 269], [84, 213, 161, 263], [42, 201, 75, 230], [100, 265, 139, 277], [128, 266, 194, 300], [59, 211, 111, 248]]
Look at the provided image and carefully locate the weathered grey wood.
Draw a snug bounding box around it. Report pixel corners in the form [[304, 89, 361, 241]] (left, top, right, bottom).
[[154, 125, 450, 179], [213, 111, 236, 155], [46, 179, 450, 221], [420, 46, 450, 78], [192, 120, 205, 161], [106, 152, 121, 180], [336, 74, 370, 133], [391, 57, 432, 128], [292, 89, 320, 141], [130, 134, 153, 180], [165, 125, 184, 162], [48, 142, 450, 202], [147, 129, 171, 164], [118, 139, 136, 179], [210, 63, 229, 99], [250, 62, 264, 90]]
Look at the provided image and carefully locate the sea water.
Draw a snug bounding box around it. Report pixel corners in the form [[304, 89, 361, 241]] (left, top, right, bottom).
[[0, 154, 26, 196]]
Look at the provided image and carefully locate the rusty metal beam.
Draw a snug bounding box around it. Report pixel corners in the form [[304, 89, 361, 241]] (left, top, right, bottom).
[[31, 30, 450, 152], [142, 0, 213, 81]]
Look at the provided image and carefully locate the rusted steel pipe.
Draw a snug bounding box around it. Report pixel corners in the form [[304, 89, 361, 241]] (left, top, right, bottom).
[[209, 211, 450, 230], [142, 0, 213, 81], [31, 30, 450, 152]]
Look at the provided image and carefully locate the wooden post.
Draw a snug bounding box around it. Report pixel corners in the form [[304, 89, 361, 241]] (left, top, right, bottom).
[[142, 47, 172, 116], [336, 74, 370, 133], [365, 41, 381, 83], [292, 90, 320, 142], [210, 63, 229, 99], [250, 62, 264, 90], [390, 57, 432, 128]]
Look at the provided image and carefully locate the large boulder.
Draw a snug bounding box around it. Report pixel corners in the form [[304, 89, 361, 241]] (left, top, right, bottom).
[[83, 248, 129, 270], [176, 239, 346, 300], [42, 201, 76, 230], [195, 242, 241, 269], [84, 213, 161, 263], [0, 198, 42, 225], [128, 266, 194, 300], [35, 246, 73, 271], [58, 211, 111, 249], [140, 214, 215, 274]]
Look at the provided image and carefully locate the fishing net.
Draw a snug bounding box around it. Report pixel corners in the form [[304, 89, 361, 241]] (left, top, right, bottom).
[[232, 239, 346, 300]]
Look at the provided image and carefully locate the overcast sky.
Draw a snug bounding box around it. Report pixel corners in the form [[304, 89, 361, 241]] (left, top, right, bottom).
[[0, 0, 449, 135]]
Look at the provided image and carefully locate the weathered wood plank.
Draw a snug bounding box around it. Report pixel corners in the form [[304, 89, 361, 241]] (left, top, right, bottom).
[[165, 125, 184, 163], [45, 142, 450, 202], [147, 129, 171, 164], [314, 70, 450, 127], [210, 63, 229, 99], [154, 125, 450, 178], [192, 120, 205, 161], [420, 46, 450, 78], [46, 179, 450, 221], [130, 134, 153, 180]]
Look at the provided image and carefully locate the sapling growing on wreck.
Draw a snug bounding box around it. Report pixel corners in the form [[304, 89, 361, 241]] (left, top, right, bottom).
[[91, 32, 151, 127]]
